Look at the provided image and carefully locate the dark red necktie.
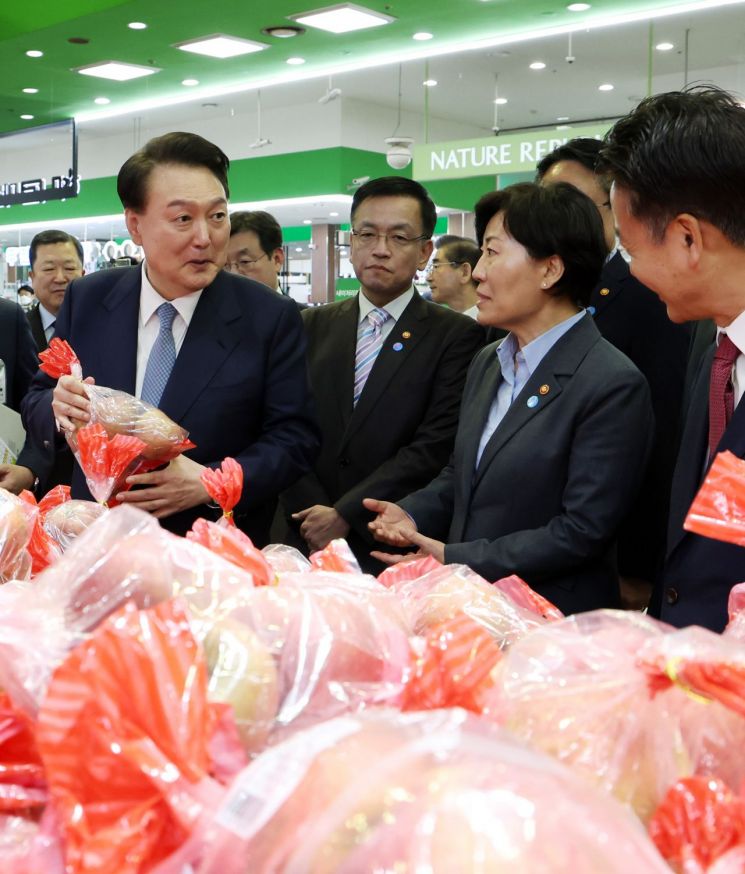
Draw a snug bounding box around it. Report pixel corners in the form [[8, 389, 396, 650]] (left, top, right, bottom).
[[708, 333, 741, 456]]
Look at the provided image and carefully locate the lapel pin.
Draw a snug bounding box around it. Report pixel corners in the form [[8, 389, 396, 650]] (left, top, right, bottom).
[[588, 305, 596, 315], [402, 331, 411, 339], [539, 384, 550, 395], [599, 287, 610, 296], [392, 342, 404, 352], [527, 395, 539, 408]]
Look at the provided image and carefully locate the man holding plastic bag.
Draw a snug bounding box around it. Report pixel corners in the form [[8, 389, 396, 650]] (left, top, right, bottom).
[[22, 132, 319, 543]]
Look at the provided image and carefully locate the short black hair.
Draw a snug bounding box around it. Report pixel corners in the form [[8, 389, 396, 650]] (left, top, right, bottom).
[[474, 182, 606, 306], [29, 229, 84, 269], [229, 210, 282, 255], [535, 138, 609, 195], [351, 176, 437, 238], [117, 131, 230, 211], [598, 86, 745, 245], [436, 234, 480, 271]]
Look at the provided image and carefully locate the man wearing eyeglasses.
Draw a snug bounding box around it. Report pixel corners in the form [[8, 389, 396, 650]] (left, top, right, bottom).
[[426, 235, 481, 319], [538, 137, 691, 609], [226, 210, 285, 294], [276, 176, 484, 572]]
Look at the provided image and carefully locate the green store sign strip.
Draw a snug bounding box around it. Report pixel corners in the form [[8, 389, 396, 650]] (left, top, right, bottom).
[[413, 124, 611, 182]]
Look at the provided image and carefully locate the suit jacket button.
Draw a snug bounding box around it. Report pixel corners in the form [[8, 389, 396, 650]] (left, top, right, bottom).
[[339, 457, 350, 468], [665, 587, 679, 605]]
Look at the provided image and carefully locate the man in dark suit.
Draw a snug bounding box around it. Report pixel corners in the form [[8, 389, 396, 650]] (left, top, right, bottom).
[[537, 137, 690, 608], [0, 299, 48, 493], [25, 229, 84, 492], [276, 176, 484, 573], [23, 132, 319, 544], [599, 86, 745, 632]]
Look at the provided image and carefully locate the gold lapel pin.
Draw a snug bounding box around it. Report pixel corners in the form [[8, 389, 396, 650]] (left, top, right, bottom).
[[402, 331, 411, 339], [599, 287, 610, 296], [539, 384, 550, 395]]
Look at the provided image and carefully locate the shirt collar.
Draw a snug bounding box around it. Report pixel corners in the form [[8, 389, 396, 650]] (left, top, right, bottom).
[[38, 303, 56, 330], [717, 312, 745, 354], [139, 262, 203, 328], [496, 309, 587, 374], [358, 287, 415, 324]]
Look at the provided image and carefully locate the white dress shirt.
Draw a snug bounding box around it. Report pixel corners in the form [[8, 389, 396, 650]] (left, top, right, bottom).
[[39, 304, 57, 344], [135, 265, 203, 399], [356, 287, 415, 344]]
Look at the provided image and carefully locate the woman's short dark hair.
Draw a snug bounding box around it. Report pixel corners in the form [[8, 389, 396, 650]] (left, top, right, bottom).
[[117, 131, 230, 211], [474, 182, 606, 306], [598, 86, 745, 245]]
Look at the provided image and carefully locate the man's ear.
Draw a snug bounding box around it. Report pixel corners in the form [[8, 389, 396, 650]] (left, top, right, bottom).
[[418, 239, 434, 270], [669, 213, 703, 267], [125, 209, 143, 246], [272, 247, 285, 271]]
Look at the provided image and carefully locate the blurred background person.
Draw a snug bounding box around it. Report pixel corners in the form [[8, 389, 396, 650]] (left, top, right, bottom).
[[366, 182, 653, 615], [426, 235, 480, 318]]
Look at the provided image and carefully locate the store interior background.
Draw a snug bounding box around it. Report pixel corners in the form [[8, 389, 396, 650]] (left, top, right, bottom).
[[2, 0, 744, 303]]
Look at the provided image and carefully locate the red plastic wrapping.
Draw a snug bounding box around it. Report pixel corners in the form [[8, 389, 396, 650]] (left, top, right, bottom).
[[36, 599, 228, 874], [75, 421, 148, 504], [0, 489, 35, 583], [488, 611, 745, 823], [0, 692, 46, 812], [0, 811, 65, 874], [492, 573, 564, 620], [186, 519, 273, 586], [161, 709, 671, 874], [377, 553, 443, 587], [17, 491, 61, 575], [308, 538, 361, 574], [402, 612, 503, 714], [684, 450, 745, 545], [201, 458, 243, 526], [37, 338, 81, 380], [388, 562, 547, 645], [649, 777, 745, 874]]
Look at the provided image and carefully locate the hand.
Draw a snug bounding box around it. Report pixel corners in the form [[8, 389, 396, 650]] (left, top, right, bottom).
[[115, 454, 210, 519], [363, 498, 418, 547], [292, 505, 350, 552], [0, 465, 34, 495], [370, 531, 446, 566], [52, 375, 94, 432]]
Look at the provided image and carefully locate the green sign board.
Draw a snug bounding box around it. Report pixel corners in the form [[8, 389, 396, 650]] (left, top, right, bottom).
[[413, 123, 611, 182]]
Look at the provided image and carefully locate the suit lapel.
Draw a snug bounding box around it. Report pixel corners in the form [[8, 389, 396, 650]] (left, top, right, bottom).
[[590, 251, 626, 317], [323, 298, 359, 427], [473, 315, 597, 489], [28, 306, 48, 351], [342, 293, 429, 445], [159, 273, 242, 423], [97, 267, 141, 393]]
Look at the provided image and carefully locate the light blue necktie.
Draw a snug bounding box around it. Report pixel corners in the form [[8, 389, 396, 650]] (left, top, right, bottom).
[[353, 307, 390, 406], [140, 302, 177, 407]]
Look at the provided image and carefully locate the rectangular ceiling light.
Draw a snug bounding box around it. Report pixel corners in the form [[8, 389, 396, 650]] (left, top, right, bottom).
[[174, 34, 268, 58], [74, 61, 160, 81], [289, 3, 395, 33]]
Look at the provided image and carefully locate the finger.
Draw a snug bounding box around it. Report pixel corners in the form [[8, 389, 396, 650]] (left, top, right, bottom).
[[292, 508, 312, 521], [362, 498, 386, 513], [369, 550, 409, 565], [125, 471, 165, 487]]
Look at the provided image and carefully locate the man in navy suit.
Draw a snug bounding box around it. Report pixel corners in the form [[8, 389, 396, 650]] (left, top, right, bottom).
[[22, 132, 319, 544], [599, 87, 745, 631]]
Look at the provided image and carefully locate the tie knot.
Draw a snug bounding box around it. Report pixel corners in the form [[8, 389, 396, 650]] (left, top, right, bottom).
[[716, 333, 740, 365], [368, 307, 390, 331], [156, 302, 178, 330]]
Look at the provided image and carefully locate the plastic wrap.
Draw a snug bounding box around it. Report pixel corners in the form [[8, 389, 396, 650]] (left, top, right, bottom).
[[649, 777, 745, 874], [17, 491, 61, 575], [308, 538, 361, 574], [389, 562, 548, 645], [684, 450, 745, 545], [492, 573, 564, 620], [0, 811, 65, 874], [0, 692, 46, 812], [261, 543, 311, 574], [488, 611, 745, 822], [201, 458, 243, 526], [214, 573, 412, 751], [160, 708, 671, 874], [0, 489, 34, 583], [42, 499, 107, 552], [74, 421, 148, 504], [36, 599, 229, 874], [376, 553, 443, 587], [187, 519, 273, 586]]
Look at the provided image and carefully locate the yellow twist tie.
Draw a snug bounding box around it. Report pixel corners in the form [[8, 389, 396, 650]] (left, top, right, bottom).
[[664, 657, 713, 706]]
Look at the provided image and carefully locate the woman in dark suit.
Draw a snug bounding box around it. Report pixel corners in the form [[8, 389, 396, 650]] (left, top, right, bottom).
[[365, 182, 654, 615]]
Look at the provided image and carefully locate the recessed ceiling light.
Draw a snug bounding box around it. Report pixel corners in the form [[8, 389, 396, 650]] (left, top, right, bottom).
[[182, 78, 200, 86], [598, 82, 614, 91], [557, 124, 572, 130], [286, 57, 306, 65], [22, 87, 38, 94], [262, 25, 305, 38], [557, 115, 570, 121], [295, 247, 303, 252], [329, 211, 339, 216], [529, 61, 546, 70], [175, 34, 268, 58], [494, 97, 508, 105], [93, 97, 110, 105], [74, 61, 160, 81], [413, 32, 433, 41], [128, 22, 147, 30], [423, 78, 437, 87], [303, 219, 313, 225], [567, 2, 591, 10], [289, 3, 395, 34], [26, 50, 43, 58], [655, 41, 674, 50], [20, 114, 34, 120]]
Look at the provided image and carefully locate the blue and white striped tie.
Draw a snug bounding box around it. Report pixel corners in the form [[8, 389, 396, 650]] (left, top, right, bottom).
[[140, 302, 178, 407], [353, 307, 390, 406]]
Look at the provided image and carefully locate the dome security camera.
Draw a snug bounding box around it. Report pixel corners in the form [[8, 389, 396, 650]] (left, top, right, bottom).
[[385, 137, 413, 170]]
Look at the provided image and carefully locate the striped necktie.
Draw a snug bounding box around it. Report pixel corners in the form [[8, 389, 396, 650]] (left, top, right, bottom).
[[353, 307, 390, 406], [708, 333, 741, 456], [140, 302, 178, 407]]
